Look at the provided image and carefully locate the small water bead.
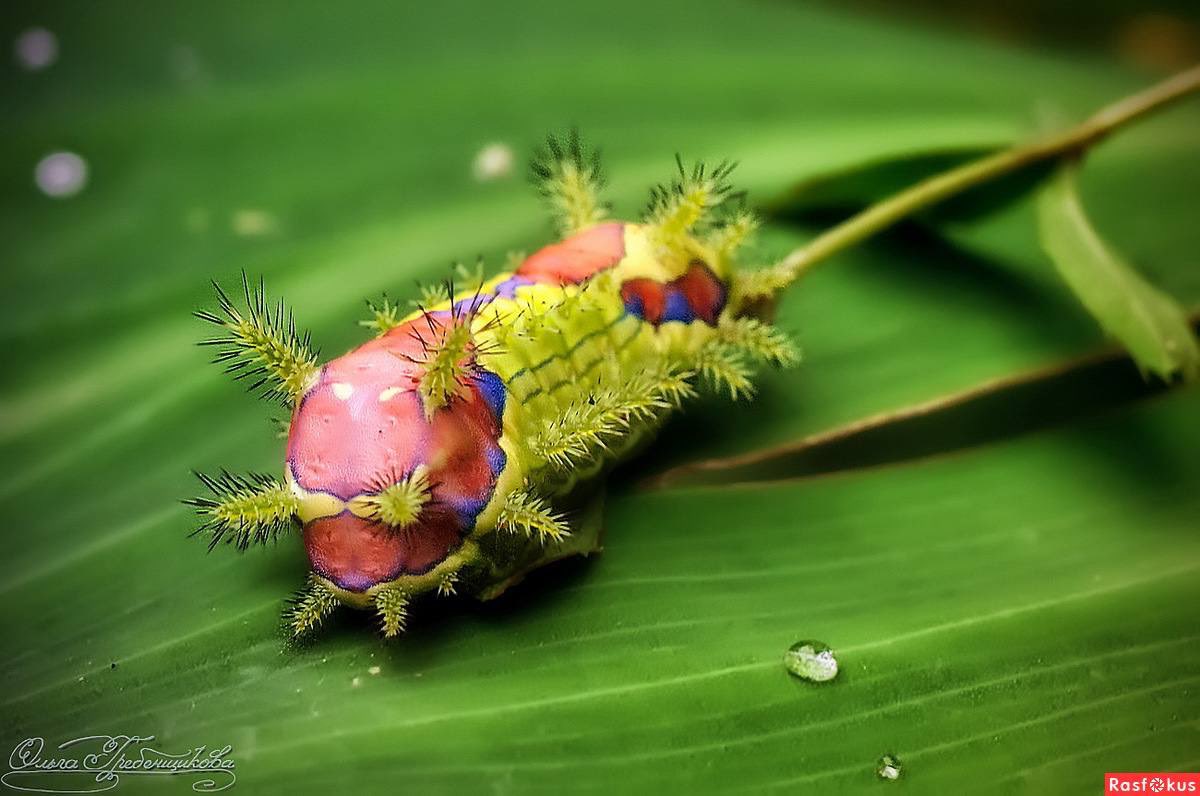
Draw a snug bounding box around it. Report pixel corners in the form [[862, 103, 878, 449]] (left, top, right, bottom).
[[783, 639, 839, 683], [15, 28, 58, 71], [876, 754, 902, 781], [473, 142, 515, 181], [35, 151, 88, 198]]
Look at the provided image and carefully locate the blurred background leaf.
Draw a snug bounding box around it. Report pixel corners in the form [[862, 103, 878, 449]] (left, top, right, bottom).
[[1, 0, 1198, 793], [1037, 160, 1200, 380]]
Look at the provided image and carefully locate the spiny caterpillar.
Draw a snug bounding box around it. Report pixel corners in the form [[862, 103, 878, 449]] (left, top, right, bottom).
[[188, 131, 802, 639]]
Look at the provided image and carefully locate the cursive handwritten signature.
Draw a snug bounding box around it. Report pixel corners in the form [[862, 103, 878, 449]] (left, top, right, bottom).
[[3, 735, 236, 793]]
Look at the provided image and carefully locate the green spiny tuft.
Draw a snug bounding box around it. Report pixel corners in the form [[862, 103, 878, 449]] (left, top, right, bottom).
[[363, 468, 431, 529], [412, 281, 452, 309], [655, 367, 699, 408], [504, 250, 527, 270], [185, 470, 299, 551], [645, 157, 738, 250], [454, 259, 487, 293], [287, 575, 339, 638], [530, 129, 608, 236], [415, 315, 475, 418], [374, 585, 409, 638], [694, 344, 756, 401], [195, 273, 320, 405], [359, 294, 404, 336], [717, 317, 800, 367], [498, 489, 570, 544], [528, 367, 694, 471], [437, 572, 458, 597], [730, 264, 796, 312], [707, 209, 760, 260]]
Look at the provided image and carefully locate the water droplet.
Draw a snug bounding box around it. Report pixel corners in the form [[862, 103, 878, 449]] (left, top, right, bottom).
[[35, 151, 88, 198], [15, 28, 58, 71], [876, 753, 902, 781], [368, 665, 381, 675], [473, 142, 514, 181], [783, 639, 839, 682]]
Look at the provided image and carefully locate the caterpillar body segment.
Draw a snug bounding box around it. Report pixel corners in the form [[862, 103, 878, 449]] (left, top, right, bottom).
[[190, 136, 800, 639]]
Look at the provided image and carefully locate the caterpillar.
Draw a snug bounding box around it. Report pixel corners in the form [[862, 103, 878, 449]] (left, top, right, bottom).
[[188, 132, 801, 639]]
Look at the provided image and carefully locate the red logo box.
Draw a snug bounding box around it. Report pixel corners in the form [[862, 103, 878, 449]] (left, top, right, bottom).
[[1106, 774, 1200, 794]]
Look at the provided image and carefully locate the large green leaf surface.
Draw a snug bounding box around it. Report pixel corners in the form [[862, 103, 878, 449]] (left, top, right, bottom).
[[4, 389, 1198, 793], [2, 1, 1199, 793]]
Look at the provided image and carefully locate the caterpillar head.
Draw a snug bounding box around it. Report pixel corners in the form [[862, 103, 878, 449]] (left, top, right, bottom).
[[190, 279, 509, 637], [286, 310, 507, 601]]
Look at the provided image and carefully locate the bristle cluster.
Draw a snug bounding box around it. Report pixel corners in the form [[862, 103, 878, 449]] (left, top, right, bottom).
[[693, 344, 756, 401], [437, 572, 458, 597], [196, 273, 319, 405], [185, 470, 299, 551], [403, 287, 505, 418], [497, 489, 570, 544], [454, 260, 486, 293], [414, 316, 475, 418], [718, 317, 800, 367], [413, 281, 452, 309], [287, 575, 339, 638], [360, 294, 404, 336], [373, 585, 409, 638], [730, 265, 795, 312], [362, 468, 431, 529], [530, 129, 608, 236], [707, 209, 760, 260], [644, 157, 738, 250], [529, 367, 696, 471]]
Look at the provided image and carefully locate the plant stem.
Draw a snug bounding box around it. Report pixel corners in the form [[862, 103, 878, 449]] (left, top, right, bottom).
[[777, 64, 1200, 282]]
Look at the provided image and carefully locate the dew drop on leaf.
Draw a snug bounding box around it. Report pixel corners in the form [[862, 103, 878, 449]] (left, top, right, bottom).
[[876, 753, 902, 781], [783, 639, 839, 682]]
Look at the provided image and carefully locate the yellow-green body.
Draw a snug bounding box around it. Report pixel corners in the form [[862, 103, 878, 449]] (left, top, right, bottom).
[[322, 222, 729, 606], [189, 136, 796, 638]]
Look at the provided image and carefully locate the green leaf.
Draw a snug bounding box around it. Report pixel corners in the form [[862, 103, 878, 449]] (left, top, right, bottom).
[[5, 389, 1199, 793], [1037, 160, 1200, 381], [4, 1, 1200, 793]]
